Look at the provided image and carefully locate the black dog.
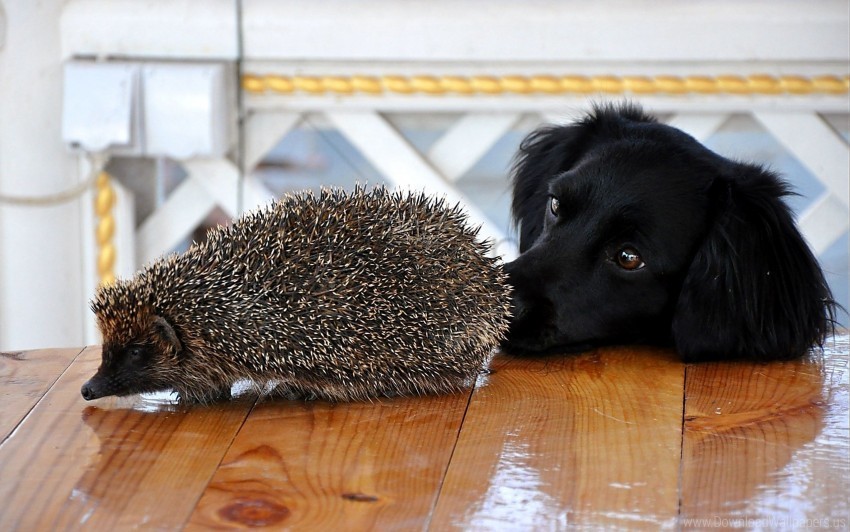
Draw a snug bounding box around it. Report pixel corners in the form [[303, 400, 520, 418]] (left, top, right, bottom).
[[502, 103, 835, 362]]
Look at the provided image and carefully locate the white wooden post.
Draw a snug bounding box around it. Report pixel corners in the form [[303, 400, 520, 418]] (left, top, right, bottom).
[[0, 0, 84, 350]]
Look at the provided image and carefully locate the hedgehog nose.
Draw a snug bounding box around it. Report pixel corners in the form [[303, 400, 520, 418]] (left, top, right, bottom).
[[81, 382, 97, 401]]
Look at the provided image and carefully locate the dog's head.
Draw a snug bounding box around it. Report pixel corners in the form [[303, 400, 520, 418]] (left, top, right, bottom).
[[504, 103, 835, 361]]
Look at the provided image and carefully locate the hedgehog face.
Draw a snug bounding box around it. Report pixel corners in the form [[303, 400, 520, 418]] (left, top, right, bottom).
[[81, 342, 170, 400], [84, 284, 184, 400]]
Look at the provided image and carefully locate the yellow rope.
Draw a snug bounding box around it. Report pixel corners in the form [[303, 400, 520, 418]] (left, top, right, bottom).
[[242, 73, 850, 96], [94, 171, 116, 286]]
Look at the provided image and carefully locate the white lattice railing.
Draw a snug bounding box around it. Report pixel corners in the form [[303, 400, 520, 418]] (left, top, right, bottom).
[[53, 0, 850, 343], [130, 78, 849, 263]]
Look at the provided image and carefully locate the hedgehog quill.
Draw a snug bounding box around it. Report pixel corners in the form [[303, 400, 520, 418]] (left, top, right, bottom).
[[81, 187, 512, 404]]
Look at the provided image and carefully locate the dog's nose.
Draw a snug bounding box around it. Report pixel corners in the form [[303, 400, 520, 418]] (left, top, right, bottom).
[[502, 258, 520, 281], [509, 295, 529, 322], [501, 265, 526, 321]]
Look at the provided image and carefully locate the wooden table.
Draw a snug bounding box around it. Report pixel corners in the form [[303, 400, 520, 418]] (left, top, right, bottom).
[[1, 337, 847, 530]]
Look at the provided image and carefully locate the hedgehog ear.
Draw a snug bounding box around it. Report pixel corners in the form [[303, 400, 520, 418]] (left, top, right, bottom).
[[153, 315, 182, 354]]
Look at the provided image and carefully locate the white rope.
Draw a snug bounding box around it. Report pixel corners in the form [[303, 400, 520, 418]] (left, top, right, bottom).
[[0, 153, 109, 206]]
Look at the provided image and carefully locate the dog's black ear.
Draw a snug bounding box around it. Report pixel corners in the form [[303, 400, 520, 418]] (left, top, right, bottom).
[[511, 125, 589, 252], [672, 166, 835, 361]]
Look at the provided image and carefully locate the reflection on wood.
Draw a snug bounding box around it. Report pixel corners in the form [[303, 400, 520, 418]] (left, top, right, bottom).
[[0, 347, 83, 441], [681, 336, 849, 528], [0, 338, 846, 529], [430, 347, 685, 530], [186, 392, 471, 530], [0, 346, 254, 530]]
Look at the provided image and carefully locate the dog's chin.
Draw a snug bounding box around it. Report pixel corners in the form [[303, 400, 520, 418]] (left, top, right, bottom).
[[499, 335, 598, 357], [500, 323, 673, 357], [500, 311, 597, 356]]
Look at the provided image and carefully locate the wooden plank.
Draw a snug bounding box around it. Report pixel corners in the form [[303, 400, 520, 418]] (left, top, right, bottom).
[[680, 335, 850, 529], [430, 346, 685, 530], [0, 346, 254, 530], [0, 347, 83, 442], [186, 391, 472, 530]]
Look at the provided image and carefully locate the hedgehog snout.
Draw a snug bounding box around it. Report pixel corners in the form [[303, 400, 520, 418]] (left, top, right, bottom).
[[81, 378, 107, 401]]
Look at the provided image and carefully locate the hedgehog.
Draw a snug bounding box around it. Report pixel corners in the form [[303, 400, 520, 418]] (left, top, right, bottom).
[[80, 186, 512, 404]]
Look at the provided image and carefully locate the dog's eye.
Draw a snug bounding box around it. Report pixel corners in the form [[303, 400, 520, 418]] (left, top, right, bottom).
[[616, 248, 645, 270], [549, 196, 560, 216]]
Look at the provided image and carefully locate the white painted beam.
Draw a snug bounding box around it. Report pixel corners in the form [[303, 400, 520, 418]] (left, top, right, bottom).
[[753, 112, 849, 209], [182, 158, 277, 216], [242, 174, 278, 213], [799, 193, 850, 255], [242, 110, 301, 211], [246, 93, 850, 116], [182, 159, 240, 218], [61, 0, 238, 60], [244, 111, 302, 171], [244, 1, 849, 62], [665, 114, 730, 141], [325, 111, 510, 254], [427, 113, 521, 182], [544, 111, 730, 141], [136, 178, 217, 266]]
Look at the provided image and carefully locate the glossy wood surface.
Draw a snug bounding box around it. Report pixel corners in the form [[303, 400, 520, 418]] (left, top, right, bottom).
[[0, 337, 847, 530], [681, 337, 849, 529], [187, 393, 471, 530], [430, 348, 685, 530], [0, 347, 83, 440]]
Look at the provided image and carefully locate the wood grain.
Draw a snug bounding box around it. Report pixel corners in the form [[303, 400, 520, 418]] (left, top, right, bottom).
[[429, 346, 686, 530], [1, 338, 847, 530], [0, 346, 255, 530], [186, 391, 472, 530], [680, 335, 850, 529], [0, 347, 83, 441]]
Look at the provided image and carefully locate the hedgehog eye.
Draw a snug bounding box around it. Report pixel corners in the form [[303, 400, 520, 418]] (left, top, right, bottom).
[[127, 345, 145, 360], [616, 247, 645, 271], [549, 196, 560, 217]]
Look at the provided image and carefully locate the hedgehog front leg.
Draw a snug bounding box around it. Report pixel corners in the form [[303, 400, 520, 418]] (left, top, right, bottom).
[[172, 384, 232, 404], [266, 381, 319, 401], [211, 386, 233, 402]]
